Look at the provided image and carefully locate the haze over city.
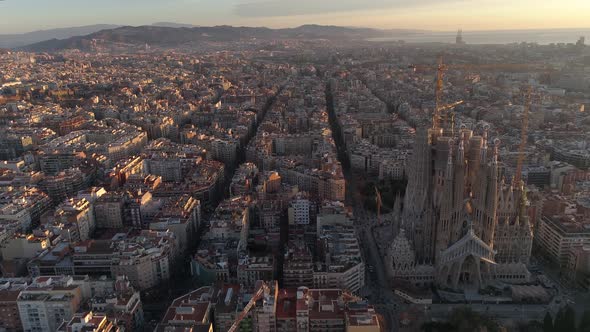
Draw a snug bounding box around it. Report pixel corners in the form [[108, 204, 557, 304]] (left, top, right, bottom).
[[1, 1, 590, 332], [1, 0, 590, 33]]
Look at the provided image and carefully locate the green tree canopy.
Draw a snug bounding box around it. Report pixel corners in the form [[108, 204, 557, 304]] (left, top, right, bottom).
[[554, 305, 576, 332], [578, 309, 590, 332], [543, 312, 553, 332]]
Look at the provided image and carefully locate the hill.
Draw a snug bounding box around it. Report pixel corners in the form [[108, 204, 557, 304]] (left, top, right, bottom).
[[20, 25, 423, 52], [0, 24, 121, 48]]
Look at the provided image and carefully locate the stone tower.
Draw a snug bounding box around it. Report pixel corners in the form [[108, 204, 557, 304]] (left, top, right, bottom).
[[401, 122, 533, 290]]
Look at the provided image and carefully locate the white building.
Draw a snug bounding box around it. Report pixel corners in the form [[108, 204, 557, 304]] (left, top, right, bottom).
[[535, 215, 590, 267], [288, 197, 311, 225], [211, 138, 238, 165], [314, 223, 365, 293]]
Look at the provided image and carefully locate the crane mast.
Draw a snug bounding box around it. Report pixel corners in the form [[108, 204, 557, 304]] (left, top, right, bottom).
[[432, 57, 464, 133], [515, 86, 532, 186], [375, 186, 382, 224], [413, 58, 549, 134], [228, 283, 269, 332], [433, 56, 447, 131]]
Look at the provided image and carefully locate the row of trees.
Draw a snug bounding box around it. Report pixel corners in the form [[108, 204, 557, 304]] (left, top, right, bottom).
[[421, 307, 502, 332], [543, 306, 590, 332], [361, 179, 407, 213], [421, 306, 590, 332]]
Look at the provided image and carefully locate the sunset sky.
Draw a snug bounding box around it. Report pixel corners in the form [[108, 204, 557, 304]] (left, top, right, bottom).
[[1, 0, 589, 34]]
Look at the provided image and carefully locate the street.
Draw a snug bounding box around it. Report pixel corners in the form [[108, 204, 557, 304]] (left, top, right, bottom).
[[349, 170, 407, 332]]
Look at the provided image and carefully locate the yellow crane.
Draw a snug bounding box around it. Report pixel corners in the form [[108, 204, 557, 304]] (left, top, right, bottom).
[[228, 282, 271, 332], [433, 56, 464, 131], [514, 86, 533, 185], [375, 186, 382, 225], [410, 58, 552, 132]]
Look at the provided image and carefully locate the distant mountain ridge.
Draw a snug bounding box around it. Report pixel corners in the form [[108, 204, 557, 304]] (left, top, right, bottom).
[[18, 24, 425, 52], [151, 22, 199, 28], [0, 24, 121, 48]]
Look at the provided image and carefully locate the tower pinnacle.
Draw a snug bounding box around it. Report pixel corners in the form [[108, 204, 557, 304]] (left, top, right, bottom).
[[456, 29, 465, 45]]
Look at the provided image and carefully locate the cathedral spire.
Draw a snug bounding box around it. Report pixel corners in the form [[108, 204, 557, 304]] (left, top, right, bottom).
[[492, 138, 500, 166], [518, 181, 529, 227], [447, 139, 454, 179], [481, 126, 489, 163], [457, 137, 465, 163], [393, 192, 402, 220], [456, 28, 465, 45]]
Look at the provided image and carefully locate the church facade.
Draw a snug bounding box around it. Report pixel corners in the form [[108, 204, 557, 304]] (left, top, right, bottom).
[[388, 126, 533, 291]]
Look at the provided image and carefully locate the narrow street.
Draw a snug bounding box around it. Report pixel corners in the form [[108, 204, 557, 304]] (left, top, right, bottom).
[[325, 79, 403, 332], [141, 82, 286, 329]]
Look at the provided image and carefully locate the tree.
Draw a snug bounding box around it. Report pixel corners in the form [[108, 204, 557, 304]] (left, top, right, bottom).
[[421, 321, 454, 332], [523, 320, 543, 332], [448, 307, 501, 332], [543, 312, 553, 332], [578, 310, 590, 332], [554, 305, 576, 332], [420, 307, 503, 332], [564, 306, 576, 331]]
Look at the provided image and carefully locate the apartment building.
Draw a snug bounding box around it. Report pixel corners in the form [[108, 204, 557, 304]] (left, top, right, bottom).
[[150, 195, 201, 252], [535, 215, 590, 267], [110, 230, 176, 290], [53, 198, 94, 242], [0, 278, 28, 332], [17, 276, 83, 332], [93, 192, 126, 229]]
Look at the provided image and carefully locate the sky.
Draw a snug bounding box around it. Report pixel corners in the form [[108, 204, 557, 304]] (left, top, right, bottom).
[[0, 0, 589, 34]]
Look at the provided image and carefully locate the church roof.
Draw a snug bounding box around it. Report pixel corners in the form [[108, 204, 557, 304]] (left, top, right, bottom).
[[447, 228, 493, 253], [439, 228, 497, 265]]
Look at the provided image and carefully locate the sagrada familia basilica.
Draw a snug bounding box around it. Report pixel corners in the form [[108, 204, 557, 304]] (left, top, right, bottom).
[[387, 124, 534, 291]]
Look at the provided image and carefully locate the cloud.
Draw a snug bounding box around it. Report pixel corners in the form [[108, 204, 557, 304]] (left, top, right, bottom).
[[234, 0, 444, 17]]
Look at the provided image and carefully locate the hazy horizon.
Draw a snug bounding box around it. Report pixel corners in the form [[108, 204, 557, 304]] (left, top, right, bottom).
[[2, 23, 590, 36], [1, 0, 589, 34]]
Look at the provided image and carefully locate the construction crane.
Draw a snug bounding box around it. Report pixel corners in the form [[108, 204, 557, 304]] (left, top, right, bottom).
[[375, 186, 382, 224], [410, 61, 552, 74], [434, 56, 446, 131], [411, 58, 551, 132], [432, 56, 465, 131], [228, 282, 270, 332], [514, 86, 533, 186]]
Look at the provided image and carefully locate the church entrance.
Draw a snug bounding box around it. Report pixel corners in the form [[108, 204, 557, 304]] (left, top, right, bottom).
[[458, 255, 479, 289]]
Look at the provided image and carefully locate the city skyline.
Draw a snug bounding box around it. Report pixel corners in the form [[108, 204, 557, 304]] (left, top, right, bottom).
[[1, 0, 590, 331], [1, 0, 590, 34]]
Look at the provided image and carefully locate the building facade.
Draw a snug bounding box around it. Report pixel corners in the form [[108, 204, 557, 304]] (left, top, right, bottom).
[[398, 127, 533, 290]]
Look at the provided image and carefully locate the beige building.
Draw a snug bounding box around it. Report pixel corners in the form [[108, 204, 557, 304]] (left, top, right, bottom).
[[150, 195, 201, 252], [54, 198, 94, 242], [110, 230, 176, 290], [1, 234, 50, 260], [94, 192, 126, 229], [17, 276, 83, 332]]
